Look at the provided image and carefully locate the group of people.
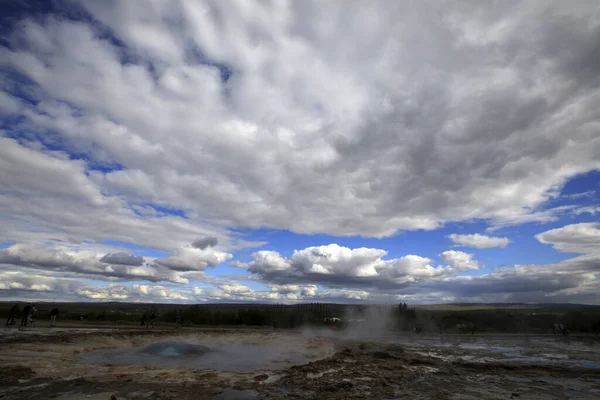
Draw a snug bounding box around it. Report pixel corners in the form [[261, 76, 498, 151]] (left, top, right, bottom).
[[140, 312, 157, 328], [5, 304, 59, 328], [456, 321, 476, 335], [553, 323, 569, 336]]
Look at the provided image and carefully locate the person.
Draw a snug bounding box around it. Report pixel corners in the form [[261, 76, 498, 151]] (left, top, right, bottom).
[[175, 310, 182, 329], [50, 307, 59, 327], [140, 314, 147, 327], [6, 304, 20, 326], [149, 313, 156, 328], [21, 303, 32, 327], [28, 305, 37, 326]]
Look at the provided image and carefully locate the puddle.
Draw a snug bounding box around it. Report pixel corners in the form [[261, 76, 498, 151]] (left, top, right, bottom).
[[81, 340, 328, 371], [139, 341, 211, 357]]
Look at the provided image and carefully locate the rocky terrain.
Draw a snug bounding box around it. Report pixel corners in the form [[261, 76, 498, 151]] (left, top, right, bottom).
[[1, 328, 599, 399]]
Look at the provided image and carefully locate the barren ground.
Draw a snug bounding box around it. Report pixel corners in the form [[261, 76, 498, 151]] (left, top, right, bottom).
[[1, 326, 599, 399]]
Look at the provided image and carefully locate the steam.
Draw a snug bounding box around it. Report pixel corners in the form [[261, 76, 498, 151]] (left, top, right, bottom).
[[341, 306, 397, 339], [300, 305, 413, 341]]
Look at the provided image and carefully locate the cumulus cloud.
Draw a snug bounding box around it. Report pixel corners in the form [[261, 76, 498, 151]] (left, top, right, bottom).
[[0, 138, 261, 253], [232, 237, 600, 304], [0, 269, 288, 303], [448, 233, 511, 249], [154, 246, 233, 272], [99, 252, 145, 266], [0, 243, 204, 284], [1, 1, 599, 242], [2, 232, 599, 304], [191, 236, 218, 250], [0, 270, 194, 302], [439, 250, 480, 271], [535, 223, 600, 254], [237, 244, 456, 289], [1, 1, 600, 304]]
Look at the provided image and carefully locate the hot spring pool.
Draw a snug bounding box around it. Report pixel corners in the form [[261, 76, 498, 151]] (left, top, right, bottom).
[[80, 338, 331, 371]]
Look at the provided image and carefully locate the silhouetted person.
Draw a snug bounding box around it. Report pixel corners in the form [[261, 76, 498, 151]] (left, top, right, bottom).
[[6, 304, 19, 326], [175, 311, 182, 328], [140, 314, 147, 327], [27, 305, 37, 326], [21, 303, 32, 327], [50, 308, 59, 327], [149, 313, 156, 328], [436, 320, 443, 335]]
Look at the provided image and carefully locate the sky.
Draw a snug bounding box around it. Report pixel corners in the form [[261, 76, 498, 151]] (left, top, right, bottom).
[[0, 0, 599, 305]]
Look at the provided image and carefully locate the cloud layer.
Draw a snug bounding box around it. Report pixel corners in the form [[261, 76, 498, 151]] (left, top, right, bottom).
[[2, 221, 599, 303], [232, 225, 600, 304], [2, 1, 600, 240], [1, 1, 599, 304]]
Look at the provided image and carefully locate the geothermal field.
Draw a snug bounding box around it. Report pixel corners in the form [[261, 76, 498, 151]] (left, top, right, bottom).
[[1, 326, 600, 399]]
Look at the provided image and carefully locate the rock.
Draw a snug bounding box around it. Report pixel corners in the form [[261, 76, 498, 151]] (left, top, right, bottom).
[[254, 374, 269, 382], [111, 396, 117, 400], [0, 366, 36, 385], [511, 393, 520, 397], [334, 380, 354, 389], [343, 347, 355, 354], [370, 351, 398, 359]]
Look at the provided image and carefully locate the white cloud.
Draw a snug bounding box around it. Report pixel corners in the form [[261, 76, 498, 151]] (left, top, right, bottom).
[[1, 1, 599, 241], [0, 242, 233, 284], [154, 246, 233, 272], [314, 289, 370, 301], [231, 237, 600, 304], [237, 244, 456, 289], [99, 252, 145, 266], [2, 234, 599, 304], [573, 206, 600, 216], [563, 190, 595, 199], [448, 233, 511, 249], [0, 269, 281, 303], [440, 250, 480, 271], [535, 223, 600, 254], [1, 1, 600, 305]]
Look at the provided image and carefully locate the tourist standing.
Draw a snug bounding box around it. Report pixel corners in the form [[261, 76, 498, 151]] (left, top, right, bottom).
[[50, 307, 59, 327]]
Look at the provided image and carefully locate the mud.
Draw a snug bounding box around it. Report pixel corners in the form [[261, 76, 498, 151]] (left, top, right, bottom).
[[1, 328, 599, 399]]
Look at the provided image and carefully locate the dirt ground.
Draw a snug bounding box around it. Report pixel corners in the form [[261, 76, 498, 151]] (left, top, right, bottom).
[[1, 327, 599, 399]]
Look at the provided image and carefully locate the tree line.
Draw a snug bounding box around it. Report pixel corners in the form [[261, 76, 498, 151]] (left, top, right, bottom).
[[3, 302, 599, 333]]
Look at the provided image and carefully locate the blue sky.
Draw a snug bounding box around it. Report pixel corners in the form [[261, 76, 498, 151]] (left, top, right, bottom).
[[0, 1, 599, 304]]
